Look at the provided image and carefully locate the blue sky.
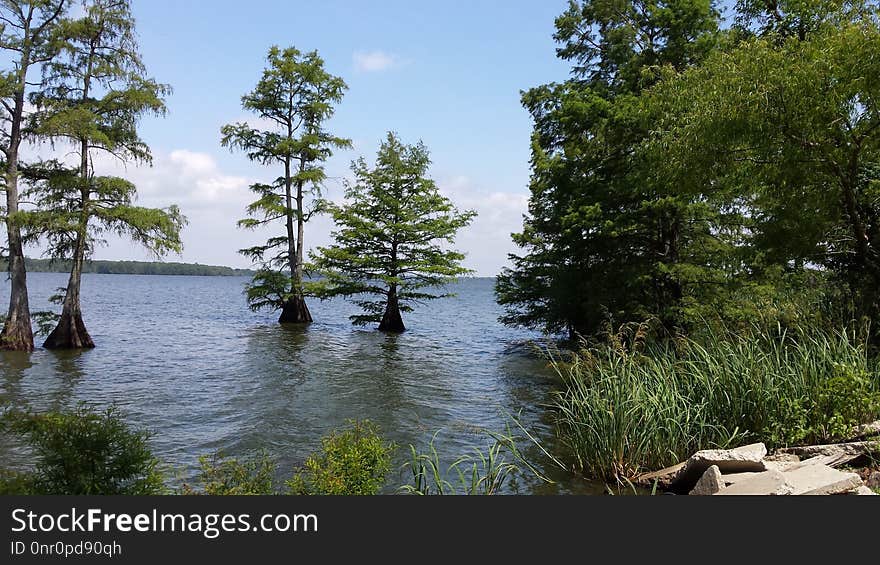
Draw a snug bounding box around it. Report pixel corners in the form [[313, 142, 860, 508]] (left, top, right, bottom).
[[85, 0, 573, 275]]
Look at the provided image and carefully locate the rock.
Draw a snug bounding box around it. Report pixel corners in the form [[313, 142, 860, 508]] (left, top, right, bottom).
[[866, 471, 880, 489], [667, 443, 767, 493], [762, 453, 800, 472], [689, 465, 723, 495], [715, 470, 794, 495], [764, 453, 800, 463], [847, 486, 877, 496], [782, 464, 863, 495]]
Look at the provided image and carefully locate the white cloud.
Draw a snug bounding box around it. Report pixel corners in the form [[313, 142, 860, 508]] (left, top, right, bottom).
[[90, 149, 251, 212], [438, 176, 528, 276], [353, 50, 401, 73], [18, 142, 529, 275], [89, 150, 266, 266]]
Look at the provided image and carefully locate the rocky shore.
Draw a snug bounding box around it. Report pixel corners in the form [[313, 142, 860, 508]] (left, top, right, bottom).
[[636, 425, 880, 495]]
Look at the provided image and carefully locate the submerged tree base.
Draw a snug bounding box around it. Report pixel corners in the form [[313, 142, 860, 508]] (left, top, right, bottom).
[[0, 319, 34, 352], [279, 296, 312, 324], [378, 298, 405, 333], [43, 311, 95, 350]]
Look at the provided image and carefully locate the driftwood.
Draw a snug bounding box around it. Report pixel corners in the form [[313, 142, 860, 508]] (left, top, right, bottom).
[[776, 441, 880, 468]]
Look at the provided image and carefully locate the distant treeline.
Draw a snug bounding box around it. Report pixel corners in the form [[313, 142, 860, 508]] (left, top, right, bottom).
[[2, 258, 255, 277]]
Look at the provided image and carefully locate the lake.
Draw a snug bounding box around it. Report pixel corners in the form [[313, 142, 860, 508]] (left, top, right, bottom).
[[0, 273, 602, 494]]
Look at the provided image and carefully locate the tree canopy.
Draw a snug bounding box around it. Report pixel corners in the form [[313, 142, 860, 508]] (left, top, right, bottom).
[[310, 132, 475, 332], [222, 45, 350, 324], [497, 0, 727, 339], [20, 0, 183, 349], [0, 0, 70, 351]]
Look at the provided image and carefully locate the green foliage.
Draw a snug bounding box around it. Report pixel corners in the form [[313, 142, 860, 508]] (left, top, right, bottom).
[[498, 0, 880, 346], [222, 45, 350, 314], [242, 269, 293, 313], [642, 1, 880, 336], [399, 431, 527, 495], [310, 132, 476, 329], [767, 365, 880, 445], [0, 404, 164, 495], [551, 323, 880, 482], [286, 421, 394, 495], [181, 452, 276, 495], [20, 162, 185, 261], [0, 468, 35, 495], [497, 0, 730, 339], [14, 0, 183, 347]]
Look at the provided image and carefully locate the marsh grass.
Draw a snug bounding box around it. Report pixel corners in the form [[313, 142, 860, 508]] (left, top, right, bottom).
[[400, 425, 552, 495], [551, 323, 880, 482]]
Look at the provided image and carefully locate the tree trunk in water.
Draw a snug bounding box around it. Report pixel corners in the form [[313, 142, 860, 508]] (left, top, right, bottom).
[[44, 230, 94, 349], [1, 163, 32, 350], [44, 235, 93, 349], [45, 136, 94, 350], [278, 295, 312, 324], [1, 44, 34, 351], [43, 309, 94, 350], [278, 156, 313, 326], [379, 286, 405, 333], [0, 247, 33, 351]]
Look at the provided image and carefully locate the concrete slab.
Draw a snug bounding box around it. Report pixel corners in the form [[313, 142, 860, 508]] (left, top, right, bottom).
[[783, 465, 863, 495], [778, 441, 879, 461], [714, 470, 793, 495]]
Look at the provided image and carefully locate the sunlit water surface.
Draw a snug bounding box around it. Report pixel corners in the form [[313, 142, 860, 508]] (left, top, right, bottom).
[[1, 274, 604, 494]]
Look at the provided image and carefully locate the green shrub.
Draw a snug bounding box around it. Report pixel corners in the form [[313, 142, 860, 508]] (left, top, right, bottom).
[[551, 324, 880, 482], [182, 452, 276, 495], [0, 469, 36, 495], [0, 405, 164, 495], [286, 421, 394, 495]]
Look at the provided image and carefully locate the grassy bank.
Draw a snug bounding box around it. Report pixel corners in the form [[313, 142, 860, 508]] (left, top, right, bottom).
[[550, 325, 880, 482]]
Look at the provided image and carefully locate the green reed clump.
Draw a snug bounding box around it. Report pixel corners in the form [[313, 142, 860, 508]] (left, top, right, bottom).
[[399, 425, 549, 495], [552, 323, 880, 482]]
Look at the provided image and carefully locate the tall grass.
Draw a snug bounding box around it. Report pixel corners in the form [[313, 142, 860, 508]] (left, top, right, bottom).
[[551, 323, 880, 482], [399, 425, 552, 495]]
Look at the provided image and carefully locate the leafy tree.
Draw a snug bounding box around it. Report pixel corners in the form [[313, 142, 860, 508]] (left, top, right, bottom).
[[0, 0, 69, 351], [23, 0, 183, 349], [496, 0, 724, 339], [310, 133, 475, 332], [645, 3, 880, 333], [222, 46, 350, 324]]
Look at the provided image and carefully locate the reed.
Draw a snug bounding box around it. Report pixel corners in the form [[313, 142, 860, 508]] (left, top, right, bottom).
[[551, 324, 880, 482]]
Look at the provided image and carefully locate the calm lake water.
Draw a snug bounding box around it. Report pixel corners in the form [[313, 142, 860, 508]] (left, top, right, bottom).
[[0, 273, 602, 494]]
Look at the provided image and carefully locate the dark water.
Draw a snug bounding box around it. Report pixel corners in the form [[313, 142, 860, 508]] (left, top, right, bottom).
[[0, 273, 603, 494]]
